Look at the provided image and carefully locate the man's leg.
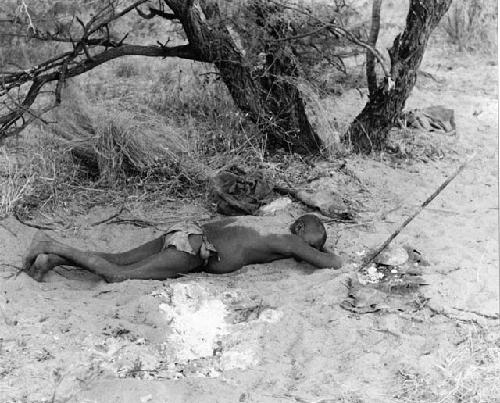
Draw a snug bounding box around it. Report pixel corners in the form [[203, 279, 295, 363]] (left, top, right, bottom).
[[38, 237, 166, 266], [95, 237, 165, 265], [26, 235, 166, 280], [25, 232, 204, 282]]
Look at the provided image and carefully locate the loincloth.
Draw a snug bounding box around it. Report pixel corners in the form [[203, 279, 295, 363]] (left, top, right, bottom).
[[163, 221, 217, 265]]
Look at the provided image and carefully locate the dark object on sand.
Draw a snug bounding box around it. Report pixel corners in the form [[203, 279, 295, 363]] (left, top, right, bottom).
[[274, 184, 356, 222], [340, 271, 428, 314], [402, 105, 456, 133], [209, 166, 273, 216], [210, 166, 356, 221]]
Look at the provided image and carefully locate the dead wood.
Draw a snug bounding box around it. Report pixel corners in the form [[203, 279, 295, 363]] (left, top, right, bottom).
[[274, 184, 355, 222]]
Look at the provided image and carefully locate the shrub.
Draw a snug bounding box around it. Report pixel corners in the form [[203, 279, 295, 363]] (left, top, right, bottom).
[[442, 0, 498, 53], [47, 82, 205, 188], [0, 149, 34, 218]]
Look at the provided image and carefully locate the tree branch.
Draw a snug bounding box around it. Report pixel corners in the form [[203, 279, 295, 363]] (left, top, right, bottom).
[[268, 0, 390, 78], [327, 25, 390, 78], [17, 31, 128, 48], [87, 0, 150, 37], [0, 79, 48, 133], [0, 43, 204, 139]]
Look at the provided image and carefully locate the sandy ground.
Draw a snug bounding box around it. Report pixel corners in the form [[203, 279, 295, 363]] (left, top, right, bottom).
[[1, 51, 499, 403]]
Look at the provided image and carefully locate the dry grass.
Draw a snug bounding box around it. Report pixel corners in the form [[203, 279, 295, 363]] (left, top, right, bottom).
[[0, 149, 34, 218], [146, 61, 265, 158], [47, 82, 208, 187], [1, 64, 266, 216], [384, 127, 460, 163], [296, 78, 344, 155], [1, 0, 493, 217], [1, 133, 94, 219], [395, 324, 500, 402], [114, 60, 141, 78]]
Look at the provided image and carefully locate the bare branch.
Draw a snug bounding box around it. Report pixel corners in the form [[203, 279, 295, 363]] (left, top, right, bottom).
[[270, 25, 332, 43], [87, 0, 150, 37], [11, 30, 131, 49], [327, 24, 390, 78], [0, 43, 204, 139], [0, 78, 48, 134], [0, 0, 196, 138], [268, 0, 390, 78]]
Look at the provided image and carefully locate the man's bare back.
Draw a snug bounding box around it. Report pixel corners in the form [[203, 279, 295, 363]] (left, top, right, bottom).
[[24, 215, 342, 282]]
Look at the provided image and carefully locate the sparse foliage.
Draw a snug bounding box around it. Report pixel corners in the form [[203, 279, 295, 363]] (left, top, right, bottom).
[[0, 0, 395, 154]]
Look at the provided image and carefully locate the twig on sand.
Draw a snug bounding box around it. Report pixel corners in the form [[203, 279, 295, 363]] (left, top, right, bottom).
[[13, 210, 57, 230], [106, 217, 161, 229], [360, 153, 476, 270], [427, 304, 489, 326], [177, 272, 211, 279], [90, 204, 126, 227], [452, 306, 499, 321], [1, 263, 22, 278], [106, 215, 210, 230], [0, 220, 18, 238]]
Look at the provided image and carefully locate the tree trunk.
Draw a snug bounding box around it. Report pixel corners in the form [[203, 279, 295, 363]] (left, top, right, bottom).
[[258, 49, 321, 153], [347, 0, 452, 153], [165, 0, 322, 154], [366, 0, 383, 96]]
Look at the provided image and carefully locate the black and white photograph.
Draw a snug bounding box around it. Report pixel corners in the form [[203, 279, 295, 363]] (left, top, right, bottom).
[[0, 1, 498, 402]]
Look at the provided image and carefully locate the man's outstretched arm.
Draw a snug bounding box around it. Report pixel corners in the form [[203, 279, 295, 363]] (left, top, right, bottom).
[[269, 235, 342, 269]]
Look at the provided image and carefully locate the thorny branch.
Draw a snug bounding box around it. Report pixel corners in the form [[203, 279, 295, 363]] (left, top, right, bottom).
[[0, 0, 197, 140], [1, 0, 392, 140], [268, 0, 390, 78]]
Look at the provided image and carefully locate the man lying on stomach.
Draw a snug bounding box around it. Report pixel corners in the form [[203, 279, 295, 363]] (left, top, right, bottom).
[[24, 214, 343, 283]]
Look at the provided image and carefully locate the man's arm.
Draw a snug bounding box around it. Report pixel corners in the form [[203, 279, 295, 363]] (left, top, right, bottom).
[[269, 235, 343, 269]]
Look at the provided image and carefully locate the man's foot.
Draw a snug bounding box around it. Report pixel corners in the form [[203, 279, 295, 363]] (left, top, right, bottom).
[[22, 231, 54, 274], [26, 254, 52, 282]]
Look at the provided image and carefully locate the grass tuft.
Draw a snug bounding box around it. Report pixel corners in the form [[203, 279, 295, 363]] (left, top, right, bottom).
[[47, 82, 205, 187], [395, 325, 500, 402], [0, 149, 34, 218], [114, 60, 140, 78], [384, 127, 460, 163]]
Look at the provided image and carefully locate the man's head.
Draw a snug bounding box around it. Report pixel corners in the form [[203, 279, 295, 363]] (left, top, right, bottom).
[[290, 214, 327, 251]]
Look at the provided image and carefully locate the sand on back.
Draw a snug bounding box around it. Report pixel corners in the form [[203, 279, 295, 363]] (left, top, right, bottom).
[[216, 216, 293, 237]]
